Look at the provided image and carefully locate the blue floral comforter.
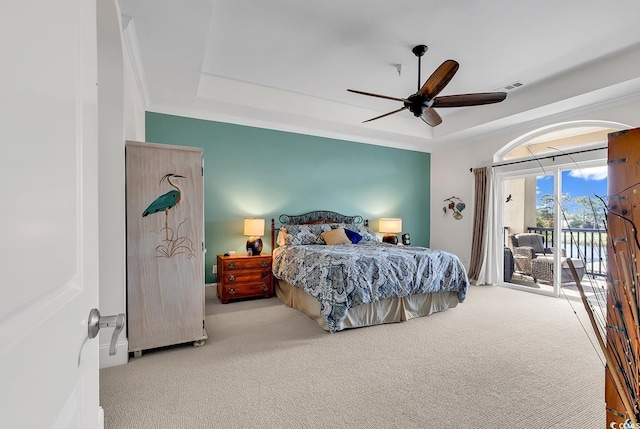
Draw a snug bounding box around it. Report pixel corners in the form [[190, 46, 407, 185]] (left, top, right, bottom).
[[272, 243, 469, 332]]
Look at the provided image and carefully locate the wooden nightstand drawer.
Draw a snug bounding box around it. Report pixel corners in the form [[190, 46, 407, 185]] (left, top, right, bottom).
[[217, 254, 273, 303], [220, 269, 271, 284], [221, 258, 270, 271], [220, 282, 272, 301]]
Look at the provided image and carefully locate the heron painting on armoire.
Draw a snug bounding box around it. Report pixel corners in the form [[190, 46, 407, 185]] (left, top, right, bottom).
[[142, 172, 195, 259], [125, 141, 207, 358]]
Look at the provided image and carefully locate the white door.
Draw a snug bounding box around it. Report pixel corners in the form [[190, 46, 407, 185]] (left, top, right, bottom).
[[0, 1, 101, 428]]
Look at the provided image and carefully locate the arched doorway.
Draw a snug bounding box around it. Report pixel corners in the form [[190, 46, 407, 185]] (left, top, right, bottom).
[[494, 120, 629, 300]]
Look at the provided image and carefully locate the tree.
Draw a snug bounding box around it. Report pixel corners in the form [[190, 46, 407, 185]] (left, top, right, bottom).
[[536, 193, 571, 228], [537, 193, 554, 228], [538, 194, 607, 230], [573, 195, 606, 229]]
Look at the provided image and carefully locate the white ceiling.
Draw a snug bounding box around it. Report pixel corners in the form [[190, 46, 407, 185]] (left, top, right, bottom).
[[118, 0, 640, 152]]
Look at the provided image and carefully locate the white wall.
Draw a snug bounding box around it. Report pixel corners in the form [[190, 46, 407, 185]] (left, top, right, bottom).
[[123, 21, 146, 142], [97, 0, 145, 368], [429, 94, 640, 277]]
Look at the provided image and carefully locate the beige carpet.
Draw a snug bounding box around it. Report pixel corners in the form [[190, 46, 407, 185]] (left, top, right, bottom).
[[100, 285, 605, 428]]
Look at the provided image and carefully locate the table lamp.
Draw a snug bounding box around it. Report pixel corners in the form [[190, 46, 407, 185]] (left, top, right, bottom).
[[244, 218, 265, 256], [379, 218, 402, 245]]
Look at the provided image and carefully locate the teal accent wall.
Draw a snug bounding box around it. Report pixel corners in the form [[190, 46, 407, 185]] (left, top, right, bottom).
[[145, 112, 431, 283]]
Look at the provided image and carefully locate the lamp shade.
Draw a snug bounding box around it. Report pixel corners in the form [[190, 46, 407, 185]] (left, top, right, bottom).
[[378, 218, 402, 233], [243, 218, 265, 237]]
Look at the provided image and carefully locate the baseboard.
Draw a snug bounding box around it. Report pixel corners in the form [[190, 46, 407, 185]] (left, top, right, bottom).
[[99, 339, 129, 368], [205, 283, 217, 287]]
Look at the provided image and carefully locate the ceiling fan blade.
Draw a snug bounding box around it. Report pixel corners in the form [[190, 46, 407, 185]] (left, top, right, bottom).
[[420, 108, 442, 127], [363, 106, 407, 123], [432, 92, 507, 108], [418, 60, 459, 98], [347, 89, 409, 103]]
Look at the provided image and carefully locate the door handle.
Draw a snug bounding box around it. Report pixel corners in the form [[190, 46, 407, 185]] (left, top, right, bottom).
[[88, 309, 125, 356]]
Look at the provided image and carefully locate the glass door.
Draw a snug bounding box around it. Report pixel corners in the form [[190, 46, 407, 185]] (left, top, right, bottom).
[[500, 163, 607, 301], [502, 171, 558, 295], [557, 166, 608, 305]]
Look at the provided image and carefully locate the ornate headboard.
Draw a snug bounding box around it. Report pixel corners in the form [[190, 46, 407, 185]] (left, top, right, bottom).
[[270, 210, 366, 251]]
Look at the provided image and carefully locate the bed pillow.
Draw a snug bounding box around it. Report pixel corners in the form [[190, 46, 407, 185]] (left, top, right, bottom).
[[338, 224, 378, 243], [283, 224, 332, 245], [276, 227, 288, 246], [343, 228, 362, 244], [321, 227, 352, 245], [358, 226, 379, 243]]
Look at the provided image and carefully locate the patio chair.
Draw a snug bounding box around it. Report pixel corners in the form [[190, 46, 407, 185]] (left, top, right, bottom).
[[509, 233, 562, 277]]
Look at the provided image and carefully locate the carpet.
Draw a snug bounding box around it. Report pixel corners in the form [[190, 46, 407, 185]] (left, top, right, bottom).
[[100, 285, 604, 428]]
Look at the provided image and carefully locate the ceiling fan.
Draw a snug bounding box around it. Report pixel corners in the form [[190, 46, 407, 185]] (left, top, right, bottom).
[[347, 44, 507, 127]]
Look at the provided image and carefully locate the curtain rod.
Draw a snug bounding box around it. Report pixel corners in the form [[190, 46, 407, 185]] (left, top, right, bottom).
[[469, 146, 607, 172]]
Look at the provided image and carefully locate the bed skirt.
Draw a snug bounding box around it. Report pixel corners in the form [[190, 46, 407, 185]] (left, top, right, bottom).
[[275, 279, 459, 332]]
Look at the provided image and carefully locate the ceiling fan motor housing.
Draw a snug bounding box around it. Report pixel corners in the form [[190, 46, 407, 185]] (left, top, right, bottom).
[[405, 94, 429, 116]]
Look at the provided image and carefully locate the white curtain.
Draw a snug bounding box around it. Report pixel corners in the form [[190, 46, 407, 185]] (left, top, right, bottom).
[[474, 168, 501, 285]]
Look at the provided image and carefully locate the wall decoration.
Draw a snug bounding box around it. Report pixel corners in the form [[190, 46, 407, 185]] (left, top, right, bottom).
[[143, 173, 195, 258], [443, 196, 465, 220]]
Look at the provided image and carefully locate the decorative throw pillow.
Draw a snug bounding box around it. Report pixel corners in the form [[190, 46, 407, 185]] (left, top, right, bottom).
[[344, 228, 362, 244], [342, 224, 378, 243], [321, 228, 352, 245]]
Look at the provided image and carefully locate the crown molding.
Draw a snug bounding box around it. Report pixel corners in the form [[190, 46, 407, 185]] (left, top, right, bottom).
[[121, 16, 150, 109]]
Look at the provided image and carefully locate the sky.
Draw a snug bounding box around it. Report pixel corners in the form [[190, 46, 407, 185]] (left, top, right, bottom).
[[536, 166, 608, 205]]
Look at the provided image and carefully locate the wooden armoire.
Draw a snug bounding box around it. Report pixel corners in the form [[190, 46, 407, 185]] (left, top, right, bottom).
[[125, 141, 207, 357], [606, 128, 640, 425]]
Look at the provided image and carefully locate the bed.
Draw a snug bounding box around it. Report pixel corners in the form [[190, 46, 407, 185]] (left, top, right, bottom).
[[270, 210, 469, 332]]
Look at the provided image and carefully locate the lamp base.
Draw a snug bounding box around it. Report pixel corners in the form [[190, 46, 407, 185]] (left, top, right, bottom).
[[246, 237, 263, 256], [382, 234, 398, 245]]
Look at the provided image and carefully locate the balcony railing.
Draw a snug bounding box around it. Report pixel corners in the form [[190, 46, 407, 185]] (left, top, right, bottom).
[[526, 226, 607, 277]]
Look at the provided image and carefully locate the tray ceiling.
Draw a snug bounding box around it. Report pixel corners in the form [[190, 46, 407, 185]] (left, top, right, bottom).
[[118, 0, 640, 152]]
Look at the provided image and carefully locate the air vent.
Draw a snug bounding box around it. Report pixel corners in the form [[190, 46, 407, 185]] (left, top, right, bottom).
[[501, 81, 524, 91]]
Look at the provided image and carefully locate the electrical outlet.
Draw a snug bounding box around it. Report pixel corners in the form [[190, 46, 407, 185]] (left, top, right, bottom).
[[212, 265, 217, 274]]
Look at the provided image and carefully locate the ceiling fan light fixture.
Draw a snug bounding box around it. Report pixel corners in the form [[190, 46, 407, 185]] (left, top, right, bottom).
[[347, 44, 507, 127]]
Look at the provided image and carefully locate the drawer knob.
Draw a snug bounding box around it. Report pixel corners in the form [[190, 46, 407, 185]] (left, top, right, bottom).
[[228, 288, 236, 295], [260, 261, 268, 268], [228, 274, 236, 281], [228, 262, 236, 269], [261, 272, 269, 278], [260, 285, 268, 292]]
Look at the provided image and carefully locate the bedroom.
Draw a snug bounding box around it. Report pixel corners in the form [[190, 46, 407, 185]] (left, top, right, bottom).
[[3, 0, 640, 427]]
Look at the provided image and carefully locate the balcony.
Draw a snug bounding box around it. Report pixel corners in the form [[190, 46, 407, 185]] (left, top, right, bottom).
[[504, 226, 606, 278], [525, 226, 607, 278], [504, 227, 607, 309]]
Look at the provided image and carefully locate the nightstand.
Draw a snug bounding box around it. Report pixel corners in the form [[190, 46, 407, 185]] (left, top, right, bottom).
[[216, 254, 273, 303]]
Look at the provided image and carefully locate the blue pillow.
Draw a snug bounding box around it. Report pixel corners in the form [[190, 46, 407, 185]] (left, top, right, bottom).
[[344, 228, 362, 244]]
